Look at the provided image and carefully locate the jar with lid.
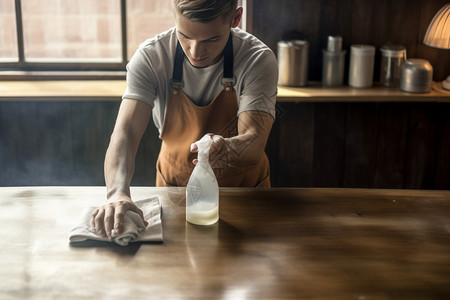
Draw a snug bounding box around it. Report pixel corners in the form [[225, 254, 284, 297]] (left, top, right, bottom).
[[400, 59, 433, 93], [380, 45, 406, 87], [277, 40, 309, 87], [348, 45, 376, 88], [322, 36, 346, 87]]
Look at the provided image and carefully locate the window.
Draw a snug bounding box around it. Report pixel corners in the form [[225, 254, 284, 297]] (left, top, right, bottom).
[[0, 0, 18, 62], [0, 0, 250, 75], [126, 0, 175, 61]]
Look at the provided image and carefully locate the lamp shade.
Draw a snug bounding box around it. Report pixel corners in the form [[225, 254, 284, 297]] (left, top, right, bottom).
[[423, 4, 450, 49]]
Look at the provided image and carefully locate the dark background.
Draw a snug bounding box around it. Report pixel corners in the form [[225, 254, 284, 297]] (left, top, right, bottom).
[[252, 0, 449, 82]]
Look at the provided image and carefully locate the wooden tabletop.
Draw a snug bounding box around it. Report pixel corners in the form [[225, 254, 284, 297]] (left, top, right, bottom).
[[1, 186, 449, 299]]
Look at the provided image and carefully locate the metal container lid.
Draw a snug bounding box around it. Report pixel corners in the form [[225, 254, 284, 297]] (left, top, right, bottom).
[[327, 36, 343, 52], [278, 40, 309, 49], [350, 44, 375, 56], [381, 45, 406, 57]]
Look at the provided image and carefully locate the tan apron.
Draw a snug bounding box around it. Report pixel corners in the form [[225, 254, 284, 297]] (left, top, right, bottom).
[[156, 34, 270, 187]]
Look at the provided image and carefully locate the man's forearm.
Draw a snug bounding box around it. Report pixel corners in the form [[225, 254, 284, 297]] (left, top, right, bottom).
[[103, 99, 151, 200], [210, 111, 273, 168], [104, 130, 137, 201]]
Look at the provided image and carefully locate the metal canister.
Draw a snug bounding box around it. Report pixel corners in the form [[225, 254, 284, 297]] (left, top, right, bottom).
[[380, 45, 406, 87], [400, 59, 433, 93], [322, 36, 346, 87], [277, 40, 309, 87], [348, 44, 376, 88]]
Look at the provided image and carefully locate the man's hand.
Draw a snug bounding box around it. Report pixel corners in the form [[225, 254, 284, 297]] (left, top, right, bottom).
[[91, 197, 148, 241], [190, 133, 229, 168], [189, 111, 273, 169], [98, 98, 151, 241]]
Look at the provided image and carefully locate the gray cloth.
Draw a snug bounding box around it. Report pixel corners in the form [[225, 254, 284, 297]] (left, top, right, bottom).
[[69, 196, 162, 246], [123, 27, 278, 134]]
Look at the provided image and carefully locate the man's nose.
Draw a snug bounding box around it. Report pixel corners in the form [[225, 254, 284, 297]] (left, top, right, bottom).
[[190, 41, 204, 58]]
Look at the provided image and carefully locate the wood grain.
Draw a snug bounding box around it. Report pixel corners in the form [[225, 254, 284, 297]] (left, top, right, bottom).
[[1, 186, 449, 299], [343, 103, 378, 187]]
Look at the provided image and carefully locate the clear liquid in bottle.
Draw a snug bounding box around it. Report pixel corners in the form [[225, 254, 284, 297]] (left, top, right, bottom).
[[186, 136, 219, 225]]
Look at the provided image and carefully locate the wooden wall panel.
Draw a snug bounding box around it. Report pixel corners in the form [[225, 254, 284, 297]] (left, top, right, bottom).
[[69, 102, 119, 185], [265, 106, 282, 187], [0, 101, 448, 188], [404, 104, 439, 189], [318, 0, 353, 41], [0, 101, 162, 187], [373, 103, 409, 188], [276, 102, 315, 187], [343, 103, 378, 187], [0, 101, 113, 186], [252, 0, 450, 81], [312, 103, 346, 187], [36, 102, 76, 185], [435, 105, 450, 189]]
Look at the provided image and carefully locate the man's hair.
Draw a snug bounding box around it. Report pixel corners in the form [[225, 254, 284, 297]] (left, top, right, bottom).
[[172, 0, 238, 23]]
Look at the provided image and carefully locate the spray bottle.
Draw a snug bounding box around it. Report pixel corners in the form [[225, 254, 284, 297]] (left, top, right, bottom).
[[186, 135, 219, 225]]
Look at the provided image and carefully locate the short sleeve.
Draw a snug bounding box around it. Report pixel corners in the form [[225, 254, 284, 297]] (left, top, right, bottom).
[[237, 50, 278, 119], [122, 48, 158, 108]]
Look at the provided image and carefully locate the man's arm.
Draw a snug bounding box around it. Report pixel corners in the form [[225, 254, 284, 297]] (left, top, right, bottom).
[[193, 110, 273, 169], [91, 98, 152, 240]]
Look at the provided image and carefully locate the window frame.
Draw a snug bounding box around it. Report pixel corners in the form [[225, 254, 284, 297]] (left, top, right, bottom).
[[0, 0, 251, 79], [1, 0, 127, 74]]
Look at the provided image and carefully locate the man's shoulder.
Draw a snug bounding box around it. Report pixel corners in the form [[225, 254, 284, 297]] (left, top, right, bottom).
[[137, 27, 177, 52], [128, 27, 177, 72], [231, 28, 277, 75], [126, 27, 177, 81], [232, 28, 272, 53]]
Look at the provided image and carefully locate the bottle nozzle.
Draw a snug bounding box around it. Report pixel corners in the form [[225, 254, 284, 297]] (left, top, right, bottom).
[[195, 135, 214, 161]]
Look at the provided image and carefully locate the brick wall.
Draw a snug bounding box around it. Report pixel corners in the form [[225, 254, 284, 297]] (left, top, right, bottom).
[[0, 0, 17, 60], [0, 0, 175, 61], [127, 0, 175, 59]]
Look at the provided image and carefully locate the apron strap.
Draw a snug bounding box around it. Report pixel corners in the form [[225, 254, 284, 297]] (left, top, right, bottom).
[[171, 42, 185, 88], [222, 32, 234, 84], [171, 32, 235, 87]]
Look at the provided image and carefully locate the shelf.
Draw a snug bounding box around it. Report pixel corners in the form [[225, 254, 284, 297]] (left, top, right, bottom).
[[1, 80, 449, 102], [277, 82, 450, 103], [0, 80, 126, 101]]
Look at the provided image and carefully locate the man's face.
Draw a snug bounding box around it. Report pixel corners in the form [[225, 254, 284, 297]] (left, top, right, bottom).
[[174, 9, 241, 68]]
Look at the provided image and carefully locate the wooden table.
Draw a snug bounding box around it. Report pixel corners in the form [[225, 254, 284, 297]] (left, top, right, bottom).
[[1, 187, 449, 299]]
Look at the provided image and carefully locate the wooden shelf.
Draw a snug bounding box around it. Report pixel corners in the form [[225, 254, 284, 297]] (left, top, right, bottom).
[[0, 80, 126, 101], [277, 82, 450, 103], [1, 80, 449, 102]]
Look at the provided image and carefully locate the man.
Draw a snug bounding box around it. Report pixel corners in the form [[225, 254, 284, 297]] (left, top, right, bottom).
[[92, 0, 278, 240]]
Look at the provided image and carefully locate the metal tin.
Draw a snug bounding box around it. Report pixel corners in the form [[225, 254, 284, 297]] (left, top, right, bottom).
[[322, 36, 346, 87], [400, 59, 433, 93], [277, 40, 309, 87], [348, 45, 376, 88], [380, 45, 406, 87]]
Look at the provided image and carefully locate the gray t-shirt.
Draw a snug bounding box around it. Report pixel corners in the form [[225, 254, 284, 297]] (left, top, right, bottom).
[[123, 27, 278, 133]]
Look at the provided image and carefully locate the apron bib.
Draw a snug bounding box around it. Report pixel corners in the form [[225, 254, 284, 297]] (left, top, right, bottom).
[[156, 33, 270, 187]]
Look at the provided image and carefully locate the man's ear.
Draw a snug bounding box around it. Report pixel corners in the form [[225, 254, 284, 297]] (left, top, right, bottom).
[[231, 7, 243, 28]]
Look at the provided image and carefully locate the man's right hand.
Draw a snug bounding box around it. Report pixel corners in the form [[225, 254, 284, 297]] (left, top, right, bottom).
[[91, 197, 148, 241]]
